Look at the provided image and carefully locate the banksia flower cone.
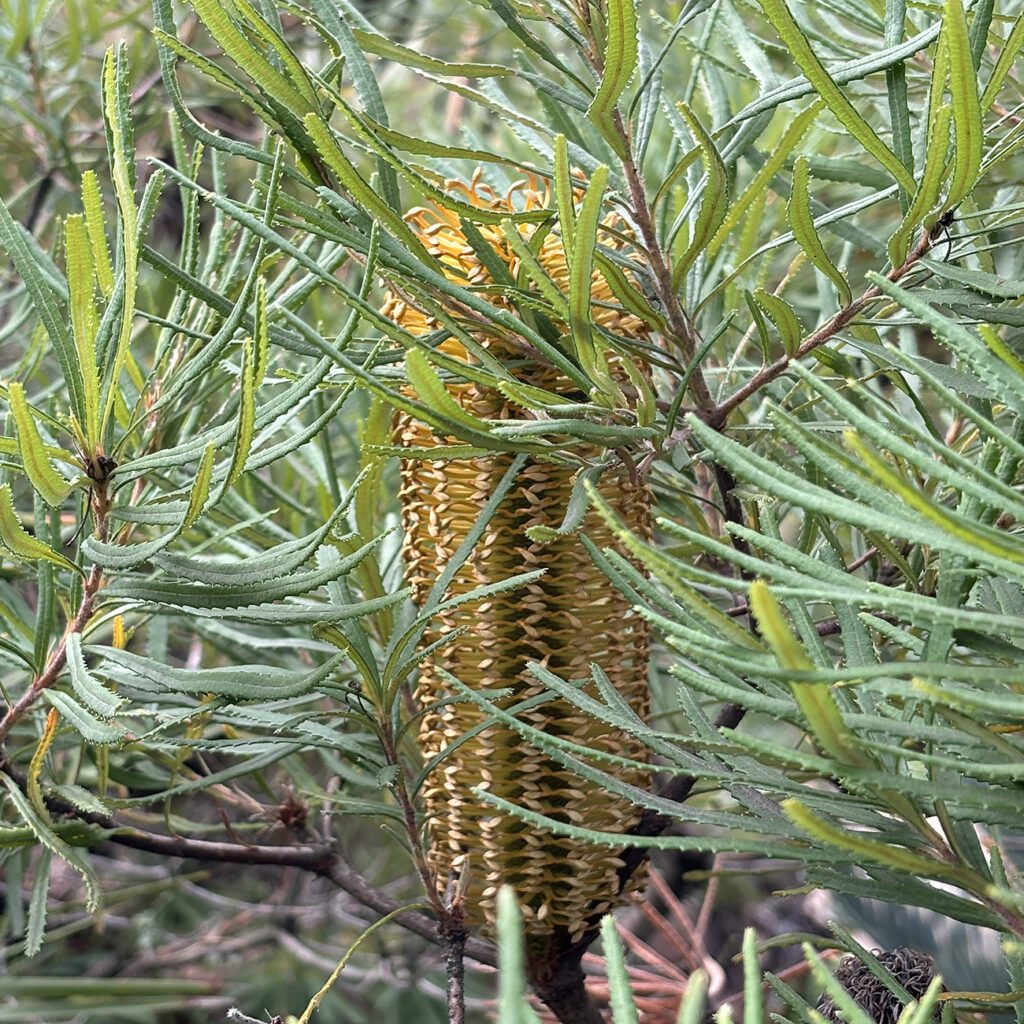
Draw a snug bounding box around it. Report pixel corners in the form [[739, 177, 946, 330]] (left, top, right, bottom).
[[383, 175, 652, 937], [817, 947, 941, 1024]]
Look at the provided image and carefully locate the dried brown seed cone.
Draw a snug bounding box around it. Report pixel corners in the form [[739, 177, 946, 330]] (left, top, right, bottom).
[[385, 176, 653, 936], [817, 947, 941, 1024]]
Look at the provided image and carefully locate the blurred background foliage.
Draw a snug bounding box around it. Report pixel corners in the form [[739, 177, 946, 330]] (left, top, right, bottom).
[[0, 0, 1022, 1021]]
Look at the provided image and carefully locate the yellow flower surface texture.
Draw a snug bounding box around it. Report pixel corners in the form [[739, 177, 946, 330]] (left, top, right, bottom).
[[384, 174, 652, 937]]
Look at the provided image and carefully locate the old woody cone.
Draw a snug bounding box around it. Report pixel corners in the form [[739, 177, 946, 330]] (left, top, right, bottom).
[[384, 174, 651, 937]]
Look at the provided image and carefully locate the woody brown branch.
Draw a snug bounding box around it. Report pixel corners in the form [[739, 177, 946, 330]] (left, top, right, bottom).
[[0, 760, 500, 969], [703, 218, 944, 431]]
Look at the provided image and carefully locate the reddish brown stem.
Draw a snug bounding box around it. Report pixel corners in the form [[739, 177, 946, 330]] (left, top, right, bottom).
[[704, 223, 940, 430], [0, 476, 111, 745]]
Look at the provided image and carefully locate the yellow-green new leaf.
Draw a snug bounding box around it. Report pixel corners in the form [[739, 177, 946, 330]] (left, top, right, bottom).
[[943, 0, 983, 206], [225, 0, 320, 109], [749, 581, 867, 766], [99, 46, 139, 440], [846, 431, 1024, 566], [184, 442, 216, 529], [65, 215, 100, 447], [788, 156, 851, 306], [756, 0, 916, 194], [568, 164, 609, 383], [0, 485, 79, 574], [188, 0, 313, 116], [887, 105, 952, 266], [783, 798, 974, 882], [80, 171, 113, 297], [8, 382, 75, 508], [553, 134, 576, 254], [405, 348, 493, 437], [586, 0, 638, 158], [980, 13, 1024, 109]]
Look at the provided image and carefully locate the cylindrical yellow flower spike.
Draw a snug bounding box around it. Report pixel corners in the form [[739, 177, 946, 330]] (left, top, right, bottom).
[[384, 174, 651, 938]]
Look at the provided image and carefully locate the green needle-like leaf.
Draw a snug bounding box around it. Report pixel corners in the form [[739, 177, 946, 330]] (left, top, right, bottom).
[[756, 0, 916, 193], [0, 485, 79, 574], [788, 155, 851, 305], [586, 0, 638, 157], [7, 383, 75, 507]]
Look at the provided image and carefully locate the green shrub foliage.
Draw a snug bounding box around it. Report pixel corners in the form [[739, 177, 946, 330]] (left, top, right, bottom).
[[0, 0, 1022, 1020]]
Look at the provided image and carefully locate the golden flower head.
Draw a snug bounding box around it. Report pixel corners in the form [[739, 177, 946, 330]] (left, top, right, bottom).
[[382, 170, 649, 356]]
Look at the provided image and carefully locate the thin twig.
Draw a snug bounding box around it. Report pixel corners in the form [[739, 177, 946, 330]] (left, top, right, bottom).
[[703, 220, 944, 431], [0, 762, 500, 968], [0, 471, 112, 744]]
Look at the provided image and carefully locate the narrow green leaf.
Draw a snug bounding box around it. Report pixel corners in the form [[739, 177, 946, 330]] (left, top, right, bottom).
[[921, 258, 1024, 299], [224, 0, 320, 109], [155, 496, 351, 586], [756, 0, 916, 193], [744, 289, 773, 362], [676, 970, 708, 1024], [980, 13, 1024, 109], [97, 646, 344, 700], [752, 289, 803, 356], [80, 171, 114, 297], [586, 0, 638, 157], [708, 100, 822, 258], [487, 0, 584, 88], [802, 944, 876, 1024], [404, 348, 493, 437], [43, 690, 126, 745], [99, 45, 139, 439], [742, 928, 763, 1024], [64, 215, 101, 447], [0, 486, 78, 574], [188, 0, 312, 115], [602, 916, 639, 1024], [25, 847, 52, 957], [184, 441, 216, 528], [0, 198, 84, 422], [887, 106, 951, 265], [783, 798, 973, 882], [587, 487, 763, 650], [104, 533, 384, 609], [526, 465, 602, 543], [671, 102, 729, 287], [66, 633, 124, 719], [501, 221, 570, 319], [845, 431, 1024, 566], [496, 887, 543, 1024], [749, 581, 866, 767], [226, 336, 257, 488], [352, 29, 512, 78], [569, 164, 610, 382], [788, 156, 851, 305], [884, 0, 914, 197], [7, 383, 75, 507], [553, 134, 576, 254], [301, 114, 433, 264], [309, 1, 400, 212], [0, 775, 100, 912], [943, 0, 983, 206]]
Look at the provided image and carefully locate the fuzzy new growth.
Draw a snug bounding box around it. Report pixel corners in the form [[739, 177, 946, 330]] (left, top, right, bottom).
[[384, 175, 652, 937]]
